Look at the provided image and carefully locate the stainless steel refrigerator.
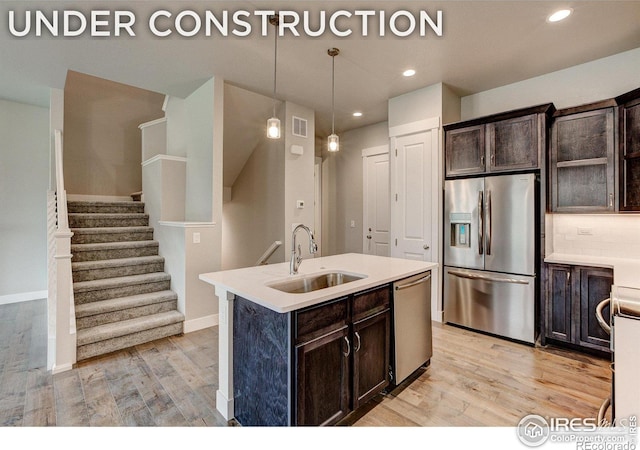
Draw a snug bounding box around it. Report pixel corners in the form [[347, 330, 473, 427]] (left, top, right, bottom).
[[443, 173, 536, 343]]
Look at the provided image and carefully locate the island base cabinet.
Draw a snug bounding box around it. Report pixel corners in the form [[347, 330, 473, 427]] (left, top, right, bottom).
[[294, 285, 391, 426], [295, 327, 350, 426], [353, 310, 390, 409]]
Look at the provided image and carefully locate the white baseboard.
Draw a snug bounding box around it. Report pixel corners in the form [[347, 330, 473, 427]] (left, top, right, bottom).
[[0, 290, 47, 306], [51, 362, 74, 375], [184, 313, 219, 333], [66, 194, 134, 202]]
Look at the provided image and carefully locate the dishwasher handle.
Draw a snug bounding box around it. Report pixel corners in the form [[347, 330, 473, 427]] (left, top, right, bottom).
[[395, 273, 431, 291]]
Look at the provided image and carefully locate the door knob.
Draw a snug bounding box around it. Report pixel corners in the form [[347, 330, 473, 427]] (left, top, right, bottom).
[[423, 244, 430, 250]]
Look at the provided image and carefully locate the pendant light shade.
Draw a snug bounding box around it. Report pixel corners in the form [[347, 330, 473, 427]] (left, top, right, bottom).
[[327, 48, 340, 152], [267, 15, 280, 139]]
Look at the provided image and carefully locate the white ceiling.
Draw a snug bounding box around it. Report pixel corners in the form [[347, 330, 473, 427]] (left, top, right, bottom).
[[2, 0, 640, 140]]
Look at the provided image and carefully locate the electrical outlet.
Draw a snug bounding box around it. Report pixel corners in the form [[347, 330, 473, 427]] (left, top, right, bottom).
[[577, 227, 593, 236], [350, 220, 356, 228], [193, 232, 201, 244]]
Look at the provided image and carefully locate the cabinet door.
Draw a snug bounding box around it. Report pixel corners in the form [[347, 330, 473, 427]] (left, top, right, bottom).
[[620, 100, 640, 211], [551, 108, 616, 212], [545, 264, 573, 343], [352, 309, 390, 409], [445, 125, 486, 177], [295, 326, 351, 426], [487, 114, 539, 172], [578, 267, 613, 352]]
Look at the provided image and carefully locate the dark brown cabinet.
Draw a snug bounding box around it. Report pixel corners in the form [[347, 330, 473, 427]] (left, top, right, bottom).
[[444, 104, 553, 178], [550, 102, 617, 212], [617, 88, 640, 211], [294, 285, 390, 426], [445, 125, 486, 176], [544, 264, 613, 354]]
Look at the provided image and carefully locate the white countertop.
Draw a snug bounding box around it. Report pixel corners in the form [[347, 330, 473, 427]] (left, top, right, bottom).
[[199, 253, 438, 313], [545, 253, 640, 289]]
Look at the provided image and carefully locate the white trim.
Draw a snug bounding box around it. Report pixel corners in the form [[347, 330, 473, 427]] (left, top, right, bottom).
[[66, 194, 132, 202], [162, 95, 169, 112], [138, 117, 167, 130], [51, 362, 73, 375], [389, 116, 440, 137], [361, 144, 389, 158], [141, 154, 187, 167], [216, 390, 235, 421], [184, 313, 219, 333], [0, 290, 47, 306], [159, 221, 217, 228]]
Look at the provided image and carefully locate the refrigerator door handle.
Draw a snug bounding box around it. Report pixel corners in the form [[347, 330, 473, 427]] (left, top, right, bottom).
[[486, 190, 492, 256], [448, 269, 530, 285], [478, 190, 484, 255]]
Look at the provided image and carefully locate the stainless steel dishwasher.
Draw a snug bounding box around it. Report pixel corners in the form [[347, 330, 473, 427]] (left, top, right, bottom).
[[392, 271, 433, 385]]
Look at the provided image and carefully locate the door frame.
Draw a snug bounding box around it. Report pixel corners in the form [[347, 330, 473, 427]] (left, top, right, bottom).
[[362, 145, 390, 255]]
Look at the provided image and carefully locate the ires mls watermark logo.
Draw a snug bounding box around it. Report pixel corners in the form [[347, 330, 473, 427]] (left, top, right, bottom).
[[517, 414, 638, 448]]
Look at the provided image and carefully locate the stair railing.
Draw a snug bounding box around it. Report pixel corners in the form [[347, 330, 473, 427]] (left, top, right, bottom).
[[47, 129, 77, 373], [255, 240, 282, 266]]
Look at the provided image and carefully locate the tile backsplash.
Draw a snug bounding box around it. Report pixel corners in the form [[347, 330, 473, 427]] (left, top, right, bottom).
[[548, 214, 640, 259]]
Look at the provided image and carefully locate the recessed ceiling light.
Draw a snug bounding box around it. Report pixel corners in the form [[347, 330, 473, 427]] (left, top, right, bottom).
[[547, 9, 572, 23], [353, 112, 363, 117], [403, 69, 416, 77]]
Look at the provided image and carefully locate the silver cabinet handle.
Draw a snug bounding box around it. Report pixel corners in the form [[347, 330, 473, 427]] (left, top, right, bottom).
[[478, 190, 484, 255], [354, 332, 361, 353], [448, 270, 529, 285], [343, 336, 351, 357], [395, 273, 432, 291], [595, 298, 611, 335], [609, 193, 614, 208]]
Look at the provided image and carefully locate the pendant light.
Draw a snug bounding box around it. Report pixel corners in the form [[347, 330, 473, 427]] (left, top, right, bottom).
[[267, 15, 280, 139], [327, 48, 340, 152]]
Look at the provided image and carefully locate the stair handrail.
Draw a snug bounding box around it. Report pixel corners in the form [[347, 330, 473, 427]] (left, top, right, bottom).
[[54, 129, 69, 231], [48, 129, 77, 373], [255, 240, 282, 266]]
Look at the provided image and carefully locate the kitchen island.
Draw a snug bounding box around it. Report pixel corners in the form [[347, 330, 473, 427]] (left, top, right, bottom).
[[199, 253, 437, 426]]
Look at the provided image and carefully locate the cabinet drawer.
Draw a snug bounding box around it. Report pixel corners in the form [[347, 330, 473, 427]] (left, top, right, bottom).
[[352, 285, 390, 322], [294, 297, 349, 345]]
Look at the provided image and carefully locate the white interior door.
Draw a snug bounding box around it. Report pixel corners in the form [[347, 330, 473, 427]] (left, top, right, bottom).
[[363, 150, 390, 256], [392, 131, 433, 261]]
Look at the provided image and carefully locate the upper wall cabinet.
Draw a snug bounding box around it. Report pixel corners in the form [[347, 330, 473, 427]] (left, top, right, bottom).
[[550, 100, 617, 213], [444, 104, 554, 178], [617, 87, 640, 212]]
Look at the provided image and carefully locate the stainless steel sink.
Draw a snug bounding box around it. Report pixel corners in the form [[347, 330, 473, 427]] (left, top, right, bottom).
[[267, 271, 366, 294]]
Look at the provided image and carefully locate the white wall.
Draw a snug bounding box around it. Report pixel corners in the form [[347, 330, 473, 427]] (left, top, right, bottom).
[[461, 47, 640, 260], [0, 98, 49, 299], [284, 101, 316, 260], [222, 135, 285, 270], [324, 121, 389, 255], [461, 47, 640, 120]]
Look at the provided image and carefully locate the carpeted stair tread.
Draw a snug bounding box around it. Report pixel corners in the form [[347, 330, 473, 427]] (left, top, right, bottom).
[[72, 255, 164, 272], [71, 240, 159, 252], [73, 272, 171, 294], [71, 226, 153, 235], [71, 255, 165, 282], [68, 201, 145, 214], [77, 310, 184, 346], [68, 213, 149, 228], [75, 290, 178, 318], [71, 226, 154, 244], [76, 322, 183, 361]]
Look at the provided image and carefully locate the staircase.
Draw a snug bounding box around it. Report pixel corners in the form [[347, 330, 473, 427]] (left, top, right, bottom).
[[68, 200, 184, 361]]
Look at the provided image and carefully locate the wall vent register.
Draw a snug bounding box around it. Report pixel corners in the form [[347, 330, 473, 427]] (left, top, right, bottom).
[[292, 116, 308, 138]]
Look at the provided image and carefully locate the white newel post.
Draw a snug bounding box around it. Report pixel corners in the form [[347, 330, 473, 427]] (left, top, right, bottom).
[[53, 227, 77, 373], [216, 287, 235, 420]]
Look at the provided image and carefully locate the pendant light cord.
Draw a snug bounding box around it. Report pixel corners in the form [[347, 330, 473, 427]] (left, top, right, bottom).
[[331, 53, 335, 134], [272, 18, 278, 118]]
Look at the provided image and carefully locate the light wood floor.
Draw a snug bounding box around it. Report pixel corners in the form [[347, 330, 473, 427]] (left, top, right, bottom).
[[0, 299, 611, 427]]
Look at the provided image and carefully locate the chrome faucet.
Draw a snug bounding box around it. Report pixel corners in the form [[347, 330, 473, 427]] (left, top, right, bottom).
[[290, 224, 318, 275]]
